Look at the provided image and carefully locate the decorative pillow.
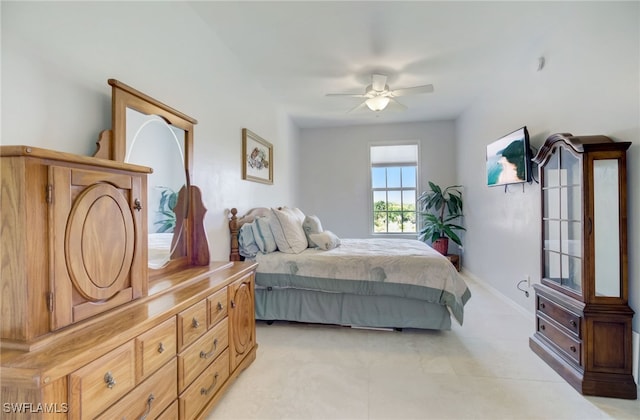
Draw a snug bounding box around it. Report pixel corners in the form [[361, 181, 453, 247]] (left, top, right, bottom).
[[281, 206, 306, 225], [308, 230, 341, 251], [269, 208, 308, 253], [238, 222, 259, 258], [251, 216, 278, 253], [302, 215, 323, 247]]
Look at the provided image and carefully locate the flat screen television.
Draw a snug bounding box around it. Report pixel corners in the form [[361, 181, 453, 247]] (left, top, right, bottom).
[[486, 126, 531, 187]]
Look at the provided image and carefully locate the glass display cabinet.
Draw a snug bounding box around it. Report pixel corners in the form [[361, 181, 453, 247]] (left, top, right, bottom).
[[529, 133, 636, 399]]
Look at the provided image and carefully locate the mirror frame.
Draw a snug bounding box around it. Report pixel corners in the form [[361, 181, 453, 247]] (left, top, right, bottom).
[[96, 79, 195, 167], [96, 79, 209, 278]]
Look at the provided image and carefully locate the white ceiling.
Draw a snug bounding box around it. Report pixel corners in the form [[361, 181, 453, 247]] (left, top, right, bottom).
[[189, 1, 574, 128]]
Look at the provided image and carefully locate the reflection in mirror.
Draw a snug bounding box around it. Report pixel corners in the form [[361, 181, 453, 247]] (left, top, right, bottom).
[[593, 159, 621, 297], [125, 108, 187, 269]]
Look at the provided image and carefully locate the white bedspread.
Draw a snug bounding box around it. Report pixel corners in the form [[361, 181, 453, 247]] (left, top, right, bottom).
[[254, 238, 470, 324]]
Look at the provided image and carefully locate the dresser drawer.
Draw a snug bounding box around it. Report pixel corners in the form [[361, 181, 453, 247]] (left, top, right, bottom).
[[537, 295, 581, 336], [136, 316, 177, 381], [96, 358, 177, 420], [178, 318, 229, 392], [537, 316, 581, 365], [69, 341, 136, 419], [157, 400, 179, 420], [208, 287, 228, 328], [178, 300, 207, 352], [179, 349, 230, 420]]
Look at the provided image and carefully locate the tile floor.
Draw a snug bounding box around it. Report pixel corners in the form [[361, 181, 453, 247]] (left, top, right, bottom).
[[208, 274, 639, 419]]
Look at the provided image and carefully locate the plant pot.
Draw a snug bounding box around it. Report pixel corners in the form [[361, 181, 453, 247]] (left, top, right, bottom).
[[432, 237, 449, 255]]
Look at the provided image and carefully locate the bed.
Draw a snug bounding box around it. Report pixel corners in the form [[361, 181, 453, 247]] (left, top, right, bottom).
[[228, 207, 471, 330]]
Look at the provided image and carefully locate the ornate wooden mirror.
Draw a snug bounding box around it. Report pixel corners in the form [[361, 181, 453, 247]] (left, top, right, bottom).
[[95, 79, 209, 278]]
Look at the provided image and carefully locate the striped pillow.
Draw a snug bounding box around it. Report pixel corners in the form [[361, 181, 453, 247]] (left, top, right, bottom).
[[251, 216, 277, 253]]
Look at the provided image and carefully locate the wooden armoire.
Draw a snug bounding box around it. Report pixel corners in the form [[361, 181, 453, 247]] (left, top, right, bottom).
[[0, 80, 258, 418], [529, 133, 636, 399]]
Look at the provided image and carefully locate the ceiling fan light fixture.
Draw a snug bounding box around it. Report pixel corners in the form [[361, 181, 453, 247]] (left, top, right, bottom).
[[365, 96, 390, 111]]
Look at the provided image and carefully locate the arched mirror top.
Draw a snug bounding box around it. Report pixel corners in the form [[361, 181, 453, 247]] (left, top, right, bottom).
[[96, 79, 196, 172], [96, 79, 209, 275]]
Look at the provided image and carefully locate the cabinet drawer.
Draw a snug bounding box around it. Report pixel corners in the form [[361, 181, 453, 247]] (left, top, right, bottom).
[[208, 287, 228, 328], [157, 400, 179, 420], [179, 349, 230, 420], [136, 317, 177, 381], [178, 318, 229, 392], [537, 316, 581, 365], [178, 300, 207, 352], [96, 358, 177, 420], [69, 341, 136, 419], [537, 296, 581, 336]]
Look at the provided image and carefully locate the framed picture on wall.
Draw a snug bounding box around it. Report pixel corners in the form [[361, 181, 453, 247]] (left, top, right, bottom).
[[242, 128, 273, 184]]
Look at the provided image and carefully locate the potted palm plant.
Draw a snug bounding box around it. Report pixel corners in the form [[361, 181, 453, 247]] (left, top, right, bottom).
[[154, 186, 178, 233], [418, 182, 465, 255]]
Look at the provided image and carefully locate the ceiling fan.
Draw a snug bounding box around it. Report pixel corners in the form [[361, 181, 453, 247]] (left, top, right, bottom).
[[326, 74, 434, 113]]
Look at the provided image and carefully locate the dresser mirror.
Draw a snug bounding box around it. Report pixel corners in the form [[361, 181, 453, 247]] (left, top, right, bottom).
[[126, 108, 188, 269], [96, 79, 209, 276]]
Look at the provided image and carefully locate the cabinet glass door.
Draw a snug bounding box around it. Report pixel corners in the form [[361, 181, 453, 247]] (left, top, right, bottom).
[[542, 147, 582, 294], [593, 159, 621, 297]]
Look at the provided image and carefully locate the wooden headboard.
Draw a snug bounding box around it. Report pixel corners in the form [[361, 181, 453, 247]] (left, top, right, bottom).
[[228, 207, 271, 261]]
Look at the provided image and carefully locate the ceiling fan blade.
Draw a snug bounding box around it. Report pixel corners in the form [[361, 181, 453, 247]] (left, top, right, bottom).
[[371, 74, 387, 92], [387, 97, 408, 111], [325, 93, 369, 98], [389, 84, 434, 97], [346, 101, 369, 114]]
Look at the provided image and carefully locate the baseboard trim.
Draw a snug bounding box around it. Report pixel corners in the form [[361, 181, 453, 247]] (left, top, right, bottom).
[[461, 269, 534, 320]]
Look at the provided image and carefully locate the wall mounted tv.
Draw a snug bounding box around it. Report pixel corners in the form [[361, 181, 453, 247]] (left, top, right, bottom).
[[486, 126, 532, 187]]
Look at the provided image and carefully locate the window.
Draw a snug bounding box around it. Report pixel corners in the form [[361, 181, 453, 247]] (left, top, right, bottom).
[[370, 144, 418, 233]]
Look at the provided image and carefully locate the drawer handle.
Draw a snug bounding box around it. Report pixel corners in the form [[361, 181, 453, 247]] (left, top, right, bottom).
[[104, 371, 116, 389], [200, 338, 219, 359], [192, 318, 200, 329], [570, 345, 577, 353], [158, 342, 165, 353], [217, 301, 224, 312], [230, 300, 236, 309], [540, 303, 546, 309], [569, 320, 577, 328], [200, 373, 219, 396], [133, 198, 143, 212], [139, 393, 155, 420], [540, 324, 546, 331]]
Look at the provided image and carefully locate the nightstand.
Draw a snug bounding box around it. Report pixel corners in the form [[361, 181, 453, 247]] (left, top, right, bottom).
[[446, 254, 460, 271]]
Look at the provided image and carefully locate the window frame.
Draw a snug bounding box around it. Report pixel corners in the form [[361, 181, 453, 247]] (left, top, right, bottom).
[[368, 142, 420, 236]]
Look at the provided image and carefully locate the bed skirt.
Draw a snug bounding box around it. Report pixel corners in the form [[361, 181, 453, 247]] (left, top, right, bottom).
[[254, 286, 452, 330]]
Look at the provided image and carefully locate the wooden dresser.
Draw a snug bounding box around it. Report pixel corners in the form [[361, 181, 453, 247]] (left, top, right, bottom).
[[0, 146, 258, 418]]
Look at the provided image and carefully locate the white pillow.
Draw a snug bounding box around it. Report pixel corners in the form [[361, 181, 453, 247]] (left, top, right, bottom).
[[281, 206, 305, 225], [269, 208, 308, 253], [251, 216, 277, 253], [308, 230, 341, 250], [302, 215, 323, 247]]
